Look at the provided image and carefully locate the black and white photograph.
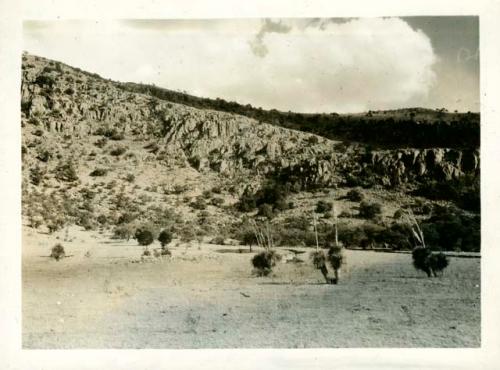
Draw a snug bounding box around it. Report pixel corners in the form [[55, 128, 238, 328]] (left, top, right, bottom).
[[1, 0, 500, 369]]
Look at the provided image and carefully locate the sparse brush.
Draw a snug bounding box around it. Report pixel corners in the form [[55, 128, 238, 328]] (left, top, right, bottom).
[[252, 250, 281, 276], [50, 243, 65, 261], [142, 248, 151, 257]]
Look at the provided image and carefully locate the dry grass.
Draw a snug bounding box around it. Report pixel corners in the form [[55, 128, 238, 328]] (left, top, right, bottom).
[[23, 226, 480, 348]]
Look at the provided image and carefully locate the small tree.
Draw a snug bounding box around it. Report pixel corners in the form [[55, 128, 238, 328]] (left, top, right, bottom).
[[158, 229, 172, 247], [50, 243, 65, 261], [135, 228, 154, 246]]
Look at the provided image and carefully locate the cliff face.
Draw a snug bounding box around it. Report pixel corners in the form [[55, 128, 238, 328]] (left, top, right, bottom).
[[21, 53, 479, 189]]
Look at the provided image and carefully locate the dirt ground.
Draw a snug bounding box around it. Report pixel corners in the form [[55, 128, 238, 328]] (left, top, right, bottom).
[[22, 226, 480, 348]]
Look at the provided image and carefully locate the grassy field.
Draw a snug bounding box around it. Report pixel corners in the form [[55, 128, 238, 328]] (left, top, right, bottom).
[[22, 226, 480, 348]]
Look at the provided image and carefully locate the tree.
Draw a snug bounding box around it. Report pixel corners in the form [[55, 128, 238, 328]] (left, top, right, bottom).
[[135, 228, 154, 246], [158, 229, 172, 247], [50, 243, 65, 261]]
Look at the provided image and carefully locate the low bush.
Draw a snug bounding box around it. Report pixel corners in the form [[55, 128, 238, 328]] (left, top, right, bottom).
[[251, 250, 281, 276], [346, 188, 364, 202], [412, 247, 449, 277], [210, 197, 224, 207], [190, 197, 207, 210], [94, 138, 108, 148], [89, 168, 107, 177], [358, 201, 383, 219], [109, 146, 127, 156], [112, 224, 134, 240], [257, 203, 274, 219], [54, 160, 79, 182], [315, 200, 333, 213]]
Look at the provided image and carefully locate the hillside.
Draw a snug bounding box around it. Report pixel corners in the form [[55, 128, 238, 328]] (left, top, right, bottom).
[[20, 52, 480, 253]]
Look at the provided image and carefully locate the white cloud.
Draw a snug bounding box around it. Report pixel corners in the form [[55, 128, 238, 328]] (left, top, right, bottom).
[[24, 18, 437, 113]]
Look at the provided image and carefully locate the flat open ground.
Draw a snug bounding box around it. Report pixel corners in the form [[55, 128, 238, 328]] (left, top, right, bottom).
[[22, 226, 480, 348]]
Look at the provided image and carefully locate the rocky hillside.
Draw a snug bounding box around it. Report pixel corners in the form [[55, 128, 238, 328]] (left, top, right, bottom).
[[21, 53, 478, 189], [20, 53, 480, 252]]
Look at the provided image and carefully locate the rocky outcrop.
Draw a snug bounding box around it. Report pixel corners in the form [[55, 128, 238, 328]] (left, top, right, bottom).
[[20, 53, 480, 189]]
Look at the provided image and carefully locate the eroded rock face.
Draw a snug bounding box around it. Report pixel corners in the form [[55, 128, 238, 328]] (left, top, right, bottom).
[[20, 53, 479, 188]]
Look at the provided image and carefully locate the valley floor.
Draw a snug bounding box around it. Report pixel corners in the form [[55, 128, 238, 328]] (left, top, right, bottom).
[[22, 226, 480, 348]]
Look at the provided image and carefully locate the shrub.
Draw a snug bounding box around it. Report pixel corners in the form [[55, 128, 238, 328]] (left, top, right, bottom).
[[316, 200, 333, 213], [161, 248, 172, 256], [109, 146, 127, 156], [310, 250, 327, 269], [346, 188, 364, 202], [94, 138, 108, 148], [421, 205, 480, 252], [359, 201, 382, 219], [34, 74, 55, 88], [237, 181, 290, 213], [32, 129, 44, 137], [237, 191, 257, 212], [257, 203, 274, 219], [36, 149, 52, 163], [412, 247, 449, 277], [327, 245, 344, 270], [413, 175, 480, 212], [210, 197, 224, 207], [54, 160, 78, 182], [239, 229, 258, 251], [210, 236, 225, 245], [89, 168, 107, 177], [112, 224, 134, 240], [251, 250, 281, 276], [158, 229, 172, 247], [393, 209, 404, 219], [190, 197, 207, 210], [125, 173, 135, 183], [135, 229, 154, 246], [29, 166, 44, 185], [50, 243, 65, 261]]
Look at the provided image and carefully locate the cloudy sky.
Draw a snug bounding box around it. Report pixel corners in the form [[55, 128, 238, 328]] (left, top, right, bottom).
[[23, 17, 479, 113]]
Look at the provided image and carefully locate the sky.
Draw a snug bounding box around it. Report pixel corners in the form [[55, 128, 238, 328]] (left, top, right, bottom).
[[23, 17, 479, 113]]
